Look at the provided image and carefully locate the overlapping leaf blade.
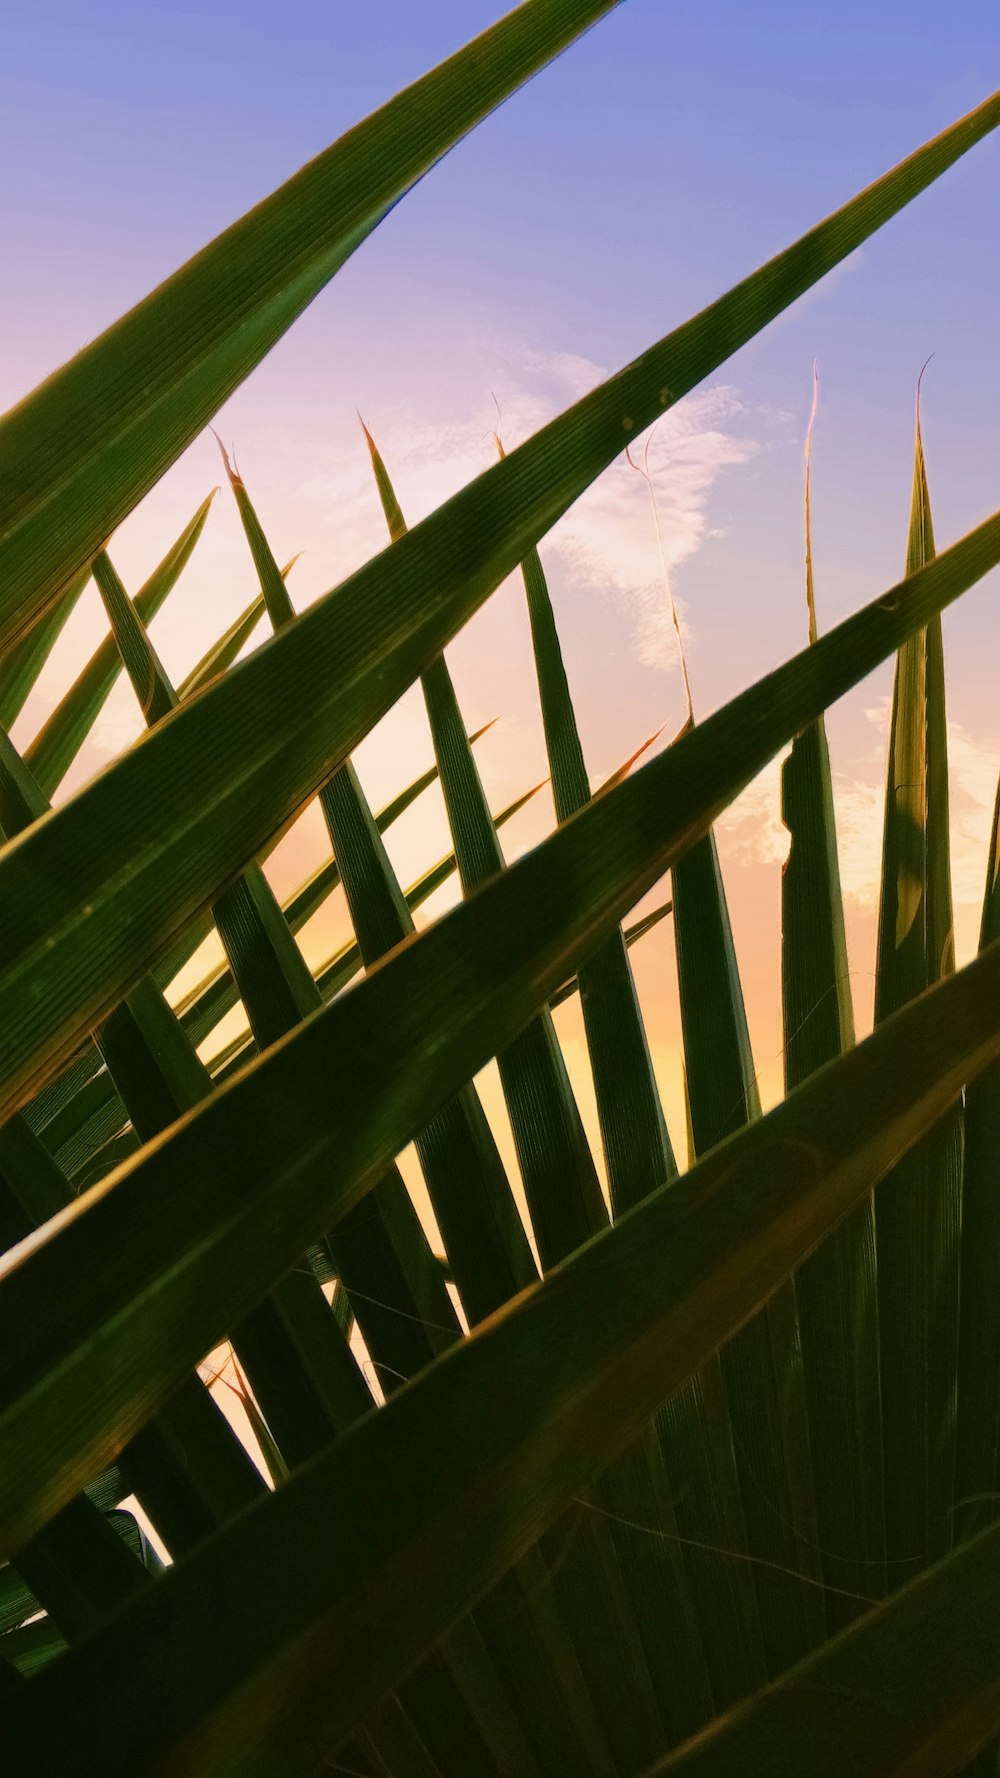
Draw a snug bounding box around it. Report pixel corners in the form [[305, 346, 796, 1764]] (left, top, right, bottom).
[[0, 1077, 266, 1569], [93, 548, 386, 1469], [23, 491, 217, 797], [957, 774, 1000, 1555], [513, 469, 677, 1213], [21, 750, 467, 1180], [364, 429, 709, 1760], [0, 568, 90, 731], [670, 820, 822, 1692], [2, 512, 1000, 1557], [86, 553, 542, 1772], [219, 450, 624, 1774], [10, 929, 1000, 1777], [646, 1516, 1000, 1777], [363, 428, 607, 1277], [0, 92, 995, 1123]]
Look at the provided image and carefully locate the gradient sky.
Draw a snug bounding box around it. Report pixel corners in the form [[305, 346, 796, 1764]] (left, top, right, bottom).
[[4, 0, 1000, 1156]]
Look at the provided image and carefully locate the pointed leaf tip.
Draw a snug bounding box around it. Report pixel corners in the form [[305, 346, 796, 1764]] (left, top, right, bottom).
[[915, 352, 936, 441], [598, 726, 667, 796], [470, 717, 500, 742], [804, 361, 820, 645], [210, 429, 242, 489]]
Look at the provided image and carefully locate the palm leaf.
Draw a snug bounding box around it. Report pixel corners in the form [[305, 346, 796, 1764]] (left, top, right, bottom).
[[0, 1085, 266, 1566], [363, 425, 709, 1760], [21, 735, 457, 1170], [0, 0, 617, 646], [218, 447, 621, 1772], [92, 549, 392, 1469], [217, 444, 537, 1330], [187, 781, 544, 1071], [3, 511, 1000, 1553], [873, 391, 962, 1586], [362, 423, 607, 1270], [646, 1516, 1000, 1777], [511, 448, 677, 1213], [672, 821, 826, 1687], [781, 374, 880, 1629], [0, 567, 90, 731], [0, 94, 993, 1121], [957, 757, 1000, 1552], [23, 491, 216, 797], [11, 931, 1000, 1777]]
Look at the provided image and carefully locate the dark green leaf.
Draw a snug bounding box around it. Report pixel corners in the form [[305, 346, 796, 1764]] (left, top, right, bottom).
[[0, 95, 996, 1119], [13, 930, 1000, 1778], [781, 392, 878, 1631], [24, 491, 216, 797], [873, 403, 961, 1586], [0, 568, 90, 731], [646, 1516, 1000, 1778], [0, 0, 619, 648], [3, 507, 1000, 1553]]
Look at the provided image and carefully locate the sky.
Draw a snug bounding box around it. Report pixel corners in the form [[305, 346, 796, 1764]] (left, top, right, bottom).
[[3, 0, 1000, 1169]]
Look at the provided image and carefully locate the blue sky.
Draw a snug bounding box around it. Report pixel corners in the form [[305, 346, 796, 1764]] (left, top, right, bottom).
[[3, 0, 1000, 1110]]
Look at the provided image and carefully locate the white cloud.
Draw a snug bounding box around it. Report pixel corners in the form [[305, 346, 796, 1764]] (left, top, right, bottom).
[[88, 701, 144, 758], [716, 698, 1000, 928], [718, 753, 791, 869], [544, 383, 757, 673], [287, 349, 758, 676], [830, 776, 885, 909]]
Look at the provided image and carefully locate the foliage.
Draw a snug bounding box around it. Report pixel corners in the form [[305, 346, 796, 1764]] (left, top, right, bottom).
[[2, 6, 1000, 1775]]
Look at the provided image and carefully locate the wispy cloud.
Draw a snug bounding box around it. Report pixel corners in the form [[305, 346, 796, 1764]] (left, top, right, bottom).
[[289, 348, 758, 675]]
